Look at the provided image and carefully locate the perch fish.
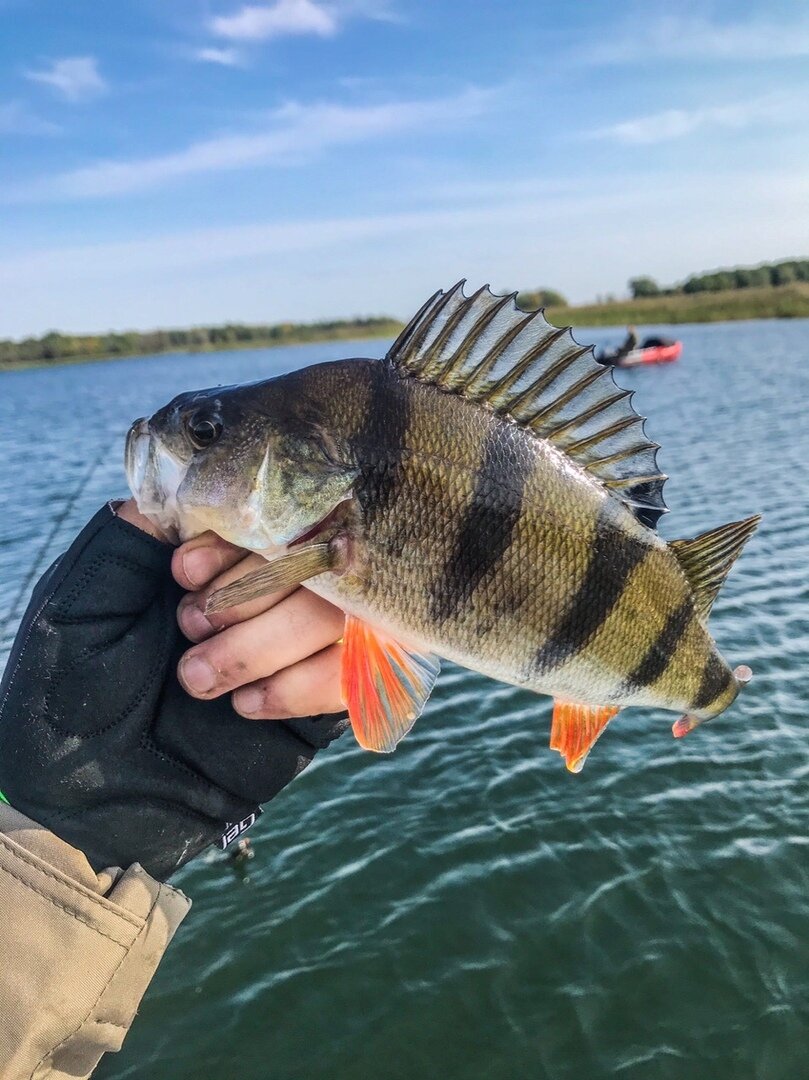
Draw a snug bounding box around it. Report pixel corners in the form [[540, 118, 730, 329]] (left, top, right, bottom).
[[125, 284, 758, 771]]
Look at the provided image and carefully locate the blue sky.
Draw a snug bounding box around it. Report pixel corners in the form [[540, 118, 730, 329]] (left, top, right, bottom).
[[1, 0, 808, 336]]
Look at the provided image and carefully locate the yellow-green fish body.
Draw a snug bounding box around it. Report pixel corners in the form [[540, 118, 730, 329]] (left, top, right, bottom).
[[126, 284, 758, 770]]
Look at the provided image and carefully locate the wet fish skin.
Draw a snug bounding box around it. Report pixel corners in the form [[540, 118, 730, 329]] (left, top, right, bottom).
[[259, 359, 738, 721], [126, 284, 758, 768]]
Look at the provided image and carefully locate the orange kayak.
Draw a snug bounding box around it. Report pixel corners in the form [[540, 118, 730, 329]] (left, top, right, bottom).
[[614, 341, 682, 368]]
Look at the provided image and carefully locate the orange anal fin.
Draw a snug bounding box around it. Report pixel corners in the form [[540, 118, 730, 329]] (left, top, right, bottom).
[[550, 700, 619, 773], [340, 615, 440, 753]]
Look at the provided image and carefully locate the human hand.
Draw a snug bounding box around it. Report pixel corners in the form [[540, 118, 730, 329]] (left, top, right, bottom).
[[0, 501, 348, 880], [169, 530, 345, 721]]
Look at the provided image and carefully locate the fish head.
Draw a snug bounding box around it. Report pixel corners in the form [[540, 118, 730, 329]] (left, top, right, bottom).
[[125, 376, 358, 549]]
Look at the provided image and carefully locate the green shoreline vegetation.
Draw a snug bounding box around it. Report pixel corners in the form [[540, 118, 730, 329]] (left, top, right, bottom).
[[0, 317, 404, 371], [532, 256, 809, 328], [543, 282, 809, 328], [3, 258, 808, 371]]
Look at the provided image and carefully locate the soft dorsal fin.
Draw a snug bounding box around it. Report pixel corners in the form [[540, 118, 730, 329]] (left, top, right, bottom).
[[387, 282, 668, 528], [671, 514, 761, 622]]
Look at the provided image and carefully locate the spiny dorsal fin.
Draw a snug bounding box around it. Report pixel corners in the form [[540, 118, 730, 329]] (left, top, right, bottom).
[[671, 514, 761, 621], [387, 282, 668, 529]]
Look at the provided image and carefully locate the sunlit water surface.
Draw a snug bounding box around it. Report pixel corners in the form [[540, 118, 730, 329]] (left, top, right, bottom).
[[1, 321, 807, 1080]]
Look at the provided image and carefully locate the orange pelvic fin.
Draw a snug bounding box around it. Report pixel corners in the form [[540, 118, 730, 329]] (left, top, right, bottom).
[[550, 699, 619, 773], [340, 615, 440, 753]]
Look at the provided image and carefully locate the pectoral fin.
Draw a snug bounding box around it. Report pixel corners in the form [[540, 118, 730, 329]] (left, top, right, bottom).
[[341, 615, 440, 753], [206, 542, 335, 613], [550, 700, 619, 773]]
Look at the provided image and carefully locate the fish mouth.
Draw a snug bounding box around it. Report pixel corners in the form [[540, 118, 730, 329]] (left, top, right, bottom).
[[125, 418, 150, 499], [124, 417, 186, 542]]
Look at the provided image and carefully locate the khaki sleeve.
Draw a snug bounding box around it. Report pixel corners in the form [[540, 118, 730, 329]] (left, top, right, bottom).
[[0, 804, 190, 1080]]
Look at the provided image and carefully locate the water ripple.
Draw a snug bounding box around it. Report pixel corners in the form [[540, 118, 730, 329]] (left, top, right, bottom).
[[1, 325, 808, 1080]]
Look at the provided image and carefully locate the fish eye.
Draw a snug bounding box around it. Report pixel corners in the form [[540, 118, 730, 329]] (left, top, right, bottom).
[[187, 410, 223, 450]]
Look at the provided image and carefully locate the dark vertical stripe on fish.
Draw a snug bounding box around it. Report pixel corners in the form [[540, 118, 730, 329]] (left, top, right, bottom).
[[428, 426, 526, 625], [624, 597, 694, 691], [691, 653, 732, 712], [533, 509, 647, 673], [356, 361, 411, 525]]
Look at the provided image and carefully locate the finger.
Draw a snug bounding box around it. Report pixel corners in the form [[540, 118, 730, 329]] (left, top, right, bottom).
[[114, 498, 171, 543], [178, 589, 345, 699], [171, 531, 245, 591], [177, 553, 298, 642], [233, 643, 344, 719]]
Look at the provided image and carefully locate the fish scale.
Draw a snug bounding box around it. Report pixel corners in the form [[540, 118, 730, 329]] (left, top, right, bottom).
[[319, 368, 655, 700], [127, 283, 760, 771]]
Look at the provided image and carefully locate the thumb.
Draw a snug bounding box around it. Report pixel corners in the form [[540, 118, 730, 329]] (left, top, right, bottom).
[[115, 498, 173, 543]]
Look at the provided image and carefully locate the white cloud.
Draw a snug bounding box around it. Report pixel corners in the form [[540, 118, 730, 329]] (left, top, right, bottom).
[[581, 14, 809, 64], [25, 56, 107, 103], [337, 0, 401, 23], [3, 87, 494, 202], [0, 101, 60, 136], [194, 46, 244, 66], [209, 0, 337, 42], [585, 95, 800, 145]]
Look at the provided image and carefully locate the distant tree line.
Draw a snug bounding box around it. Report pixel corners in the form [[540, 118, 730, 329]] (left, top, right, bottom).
[[629, 258, 809, 299], [5, 258, 808, 370], [0, 316, 402, 368], [515, 287, 568, 310]]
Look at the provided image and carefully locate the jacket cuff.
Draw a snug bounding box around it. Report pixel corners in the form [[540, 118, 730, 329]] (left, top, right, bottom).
[[0, 804, 190, 1080]]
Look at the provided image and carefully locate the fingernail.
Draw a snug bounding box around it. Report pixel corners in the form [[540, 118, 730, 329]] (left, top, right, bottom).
[[178, 602, 212, 643], [181, 655, 217, 694], [182, 548, 218, 588], [234, 687, 264, 716]]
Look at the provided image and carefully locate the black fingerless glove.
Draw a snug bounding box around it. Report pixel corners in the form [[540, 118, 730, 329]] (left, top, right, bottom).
[[0, 504, 348, 880]]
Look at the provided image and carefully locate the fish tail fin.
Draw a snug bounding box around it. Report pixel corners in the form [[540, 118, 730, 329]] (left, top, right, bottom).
[[670, 514, 760, 622]]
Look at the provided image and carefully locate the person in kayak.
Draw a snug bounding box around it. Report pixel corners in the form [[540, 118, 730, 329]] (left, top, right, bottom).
[[597, 325, 638, 365], [618, 325, 638, 358], [0, 498, 347, 1077]]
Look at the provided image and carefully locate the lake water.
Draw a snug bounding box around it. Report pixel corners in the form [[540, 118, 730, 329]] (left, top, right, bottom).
[[1, 321, 808, 1080]]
